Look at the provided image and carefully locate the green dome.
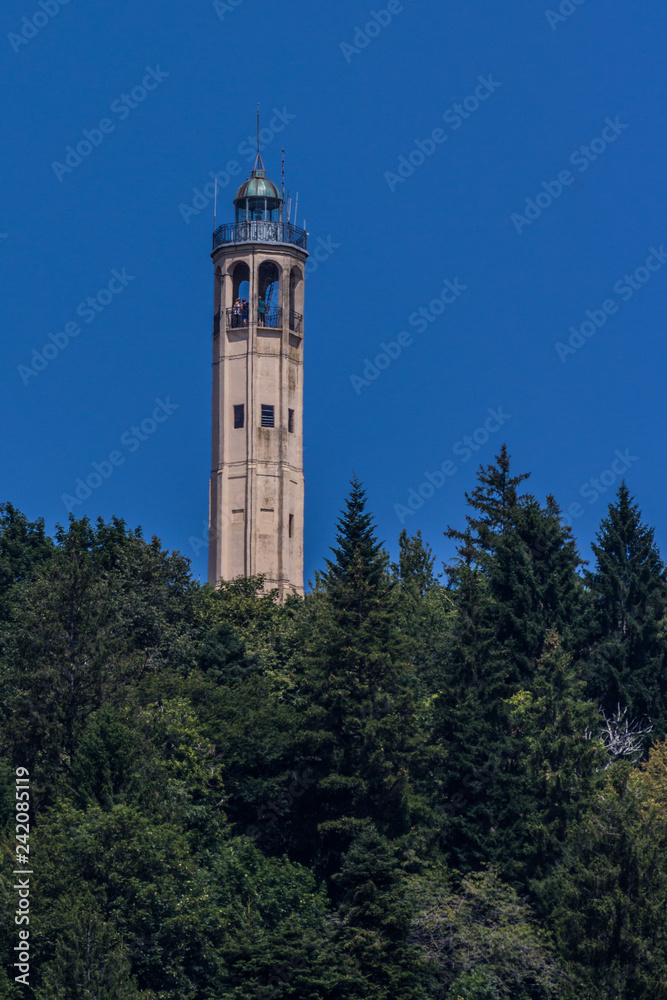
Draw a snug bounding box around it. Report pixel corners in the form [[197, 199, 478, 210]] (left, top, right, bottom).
[[234, 172, 281, 202]]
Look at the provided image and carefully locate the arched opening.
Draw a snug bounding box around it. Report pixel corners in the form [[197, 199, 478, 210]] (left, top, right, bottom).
[[258, 261, 281, 328], [289, 267, 303, 333], [230, 262, 250, 328]]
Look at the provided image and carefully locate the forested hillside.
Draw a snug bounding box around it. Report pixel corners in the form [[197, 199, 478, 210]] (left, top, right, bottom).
[[2, 447, 667, 1000]]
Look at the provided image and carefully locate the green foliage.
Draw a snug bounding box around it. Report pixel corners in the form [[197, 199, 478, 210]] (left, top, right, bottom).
[[211, 839, 335, 999], [0, 516, 200, 789], [583, 482, 667, 736], [408, 866, 561, 999], [68, 706, 147, 809], [487, 496, 586, 675], [0, 502, 53, 608], [445, 443, 531, 577], [1, 469, 667, 997], [393, 529, 438, 599], [291, 479, 427, 872], [197, 576, 296, 679], [548, 763, 667, 1000], [446, 970, 503, 1000], [331, 826, 430, 1000], [437, 452, 588, 877], [35, 906, 139, 1000], [506, 633, 605, 888]]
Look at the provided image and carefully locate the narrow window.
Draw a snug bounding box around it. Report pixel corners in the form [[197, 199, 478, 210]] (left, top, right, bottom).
[[288, 408, 295, 433], [289, 514, 294, 538], [261, 404, 274, 428], [233, 404, 245, 429]]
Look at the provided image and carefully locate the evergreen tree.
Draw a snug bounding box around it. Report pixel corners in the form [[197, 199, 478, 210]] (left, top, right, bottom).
[[488, 495, 586, 680], [506, 633, 604, 890], [1, 477, 666, 998], [0, 516, 200, 788], [437, 456, 586, 875], [36, 906, 139, 1000], [0, 502, 53, 625], [321, 476, 392, 622], [445, 444, 531, 577], [584, 482, 667, 734], [432, 563, 510, 873], [292, 479, 424, 873], [393, 529, 438, 599], [330, 826, 430, 1000], [549, 763, 667, 1000]]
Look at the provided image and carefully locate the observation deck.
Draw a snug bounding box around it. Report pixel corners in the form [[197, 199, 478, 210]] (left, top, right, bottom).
[[212, 220, 308, 252]]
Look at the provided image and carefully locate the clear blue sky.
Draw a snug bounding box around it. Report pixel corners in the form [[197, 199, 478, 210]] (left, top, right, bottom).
[[2, 0, 666, 585]]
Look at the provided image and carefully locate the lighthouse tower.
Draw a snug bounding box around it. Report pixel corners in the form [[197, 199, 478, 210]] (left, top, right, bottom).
[[208, 152, 308, 599]]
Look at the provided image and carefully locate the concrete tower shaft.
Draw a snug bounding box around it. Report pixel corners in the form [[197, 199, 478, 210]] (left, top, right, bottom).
[[208, 161, 307, 599]]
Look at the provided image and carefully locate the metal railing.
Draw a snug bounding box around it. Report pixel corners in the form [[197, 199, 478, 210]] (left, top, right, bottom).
[[213, 220, 308, 251], [226, 306, 283, 329], [289, 310, 303, 334], [259, 307, 282, 328], [227, 307, 248, 328]]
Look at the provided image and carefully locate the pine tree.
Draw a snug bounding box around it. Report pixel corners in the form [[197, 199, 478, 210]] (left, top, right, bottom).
[[0, 516, 200, 787], [321, 476, 392, 623], [549, 763, 667, 1000], [0, 502, 53, 623], [506, 633, 604, 890], [432, 560, 511, 873], [331, 826, 430, 1000], [488, 495, 586, 680], [445, 444, 531, 577], [292, 479, 423, 873], [584, 482, 667, 734], [393, 530, 438, 599], [437, 457, 586, 875]]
